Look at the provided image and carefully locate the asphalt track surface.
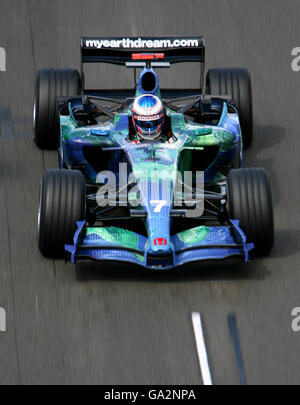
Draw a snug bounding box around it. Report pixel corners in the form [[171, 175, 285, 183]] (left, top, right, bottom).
[[0, 0, 300, 385]]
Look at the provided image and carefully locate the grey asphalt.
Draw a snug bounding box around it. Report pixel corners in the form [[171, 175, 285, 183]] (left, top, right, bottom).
[[0, 0, 299, 385]]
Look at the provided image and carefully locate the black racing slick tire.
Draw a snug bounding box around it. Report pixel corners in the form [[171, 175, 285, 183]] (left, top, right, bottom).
[[33, 68, 81, 150], [206, 67, 253, 148], [38, 169, 86, 258], [227, 168, 274, 256]]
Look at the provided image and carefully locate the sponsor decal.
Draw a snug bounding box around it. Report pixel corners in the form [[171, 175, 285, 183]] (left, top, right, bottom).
[[132, 53, 164, 60], [135, 115, 161, 121], [84, 38, 199, 50]]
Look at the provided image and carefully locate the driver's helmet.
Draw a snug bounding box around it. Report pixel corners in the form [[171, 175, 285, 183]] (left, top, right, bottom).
[[132, 94, 164, 140]]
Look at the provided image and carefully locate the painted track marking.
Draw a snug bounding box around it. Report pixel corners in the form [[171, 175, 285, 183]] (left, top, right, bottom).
[[227, 313, 247, 385], [191, 312, 213, 385]]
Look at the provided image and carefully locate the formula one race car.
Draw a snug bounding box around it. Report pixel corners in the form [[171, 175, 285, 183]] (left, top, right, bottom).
[[34, 36, 274, 269]]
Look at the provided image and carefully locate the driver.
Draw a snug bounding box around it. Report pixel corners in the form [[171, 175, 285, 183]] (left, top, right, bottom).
[[131, 94, 164, 141]]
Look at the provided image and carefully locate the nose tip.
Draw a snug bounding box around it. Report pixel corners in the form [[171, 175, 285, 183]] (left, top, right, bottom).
[[149, 237, 171, 254]]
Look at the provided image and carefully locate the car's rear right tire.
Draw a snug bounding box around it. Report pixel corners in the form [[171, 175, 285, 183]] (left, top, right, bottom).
[[33, 68, 81, 150], [227, 167, 274, 256], [38, 169, 86, 258]]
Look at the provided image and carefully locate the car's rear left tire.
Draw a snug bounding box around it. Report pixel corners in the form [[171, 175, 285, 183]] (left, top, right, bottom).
[[227, 167, 274, 256], [33, 68, 81, 150], [38, 169, 86, 258]]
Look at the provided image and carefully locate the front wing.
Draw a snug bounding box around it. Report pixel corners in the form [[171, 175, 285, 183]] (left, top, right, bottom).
[[65, 220, 254, 270]]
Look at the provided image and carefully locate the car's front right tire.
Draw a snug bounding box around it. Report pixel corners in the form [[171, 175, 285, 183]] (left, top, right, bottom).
[[38, 169, 86, 258]]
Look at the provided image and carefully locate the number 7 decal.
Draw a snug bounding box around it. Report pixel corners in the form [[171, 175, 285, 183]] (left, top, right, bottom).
[[150, 200, 167, 213]]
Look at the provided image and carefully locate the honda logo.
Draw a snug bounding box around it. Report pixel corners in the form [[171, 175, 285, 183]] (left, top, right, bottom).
[[153, 237, 167, 246]]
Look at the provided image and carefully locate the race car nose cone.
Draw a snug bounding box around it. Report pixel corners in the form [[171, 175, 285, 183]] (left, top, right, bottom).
[[146, 238, 174, 269]]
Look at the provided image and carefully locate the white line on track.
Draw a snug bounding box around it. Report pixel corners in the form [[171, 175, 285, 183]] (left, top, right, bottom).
[[191, 312, 213, 385]]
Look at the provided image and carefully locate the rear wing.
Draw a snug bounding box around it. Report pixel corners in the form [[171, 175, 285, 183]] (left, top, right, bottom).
[[80, 36, 205, 92]]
